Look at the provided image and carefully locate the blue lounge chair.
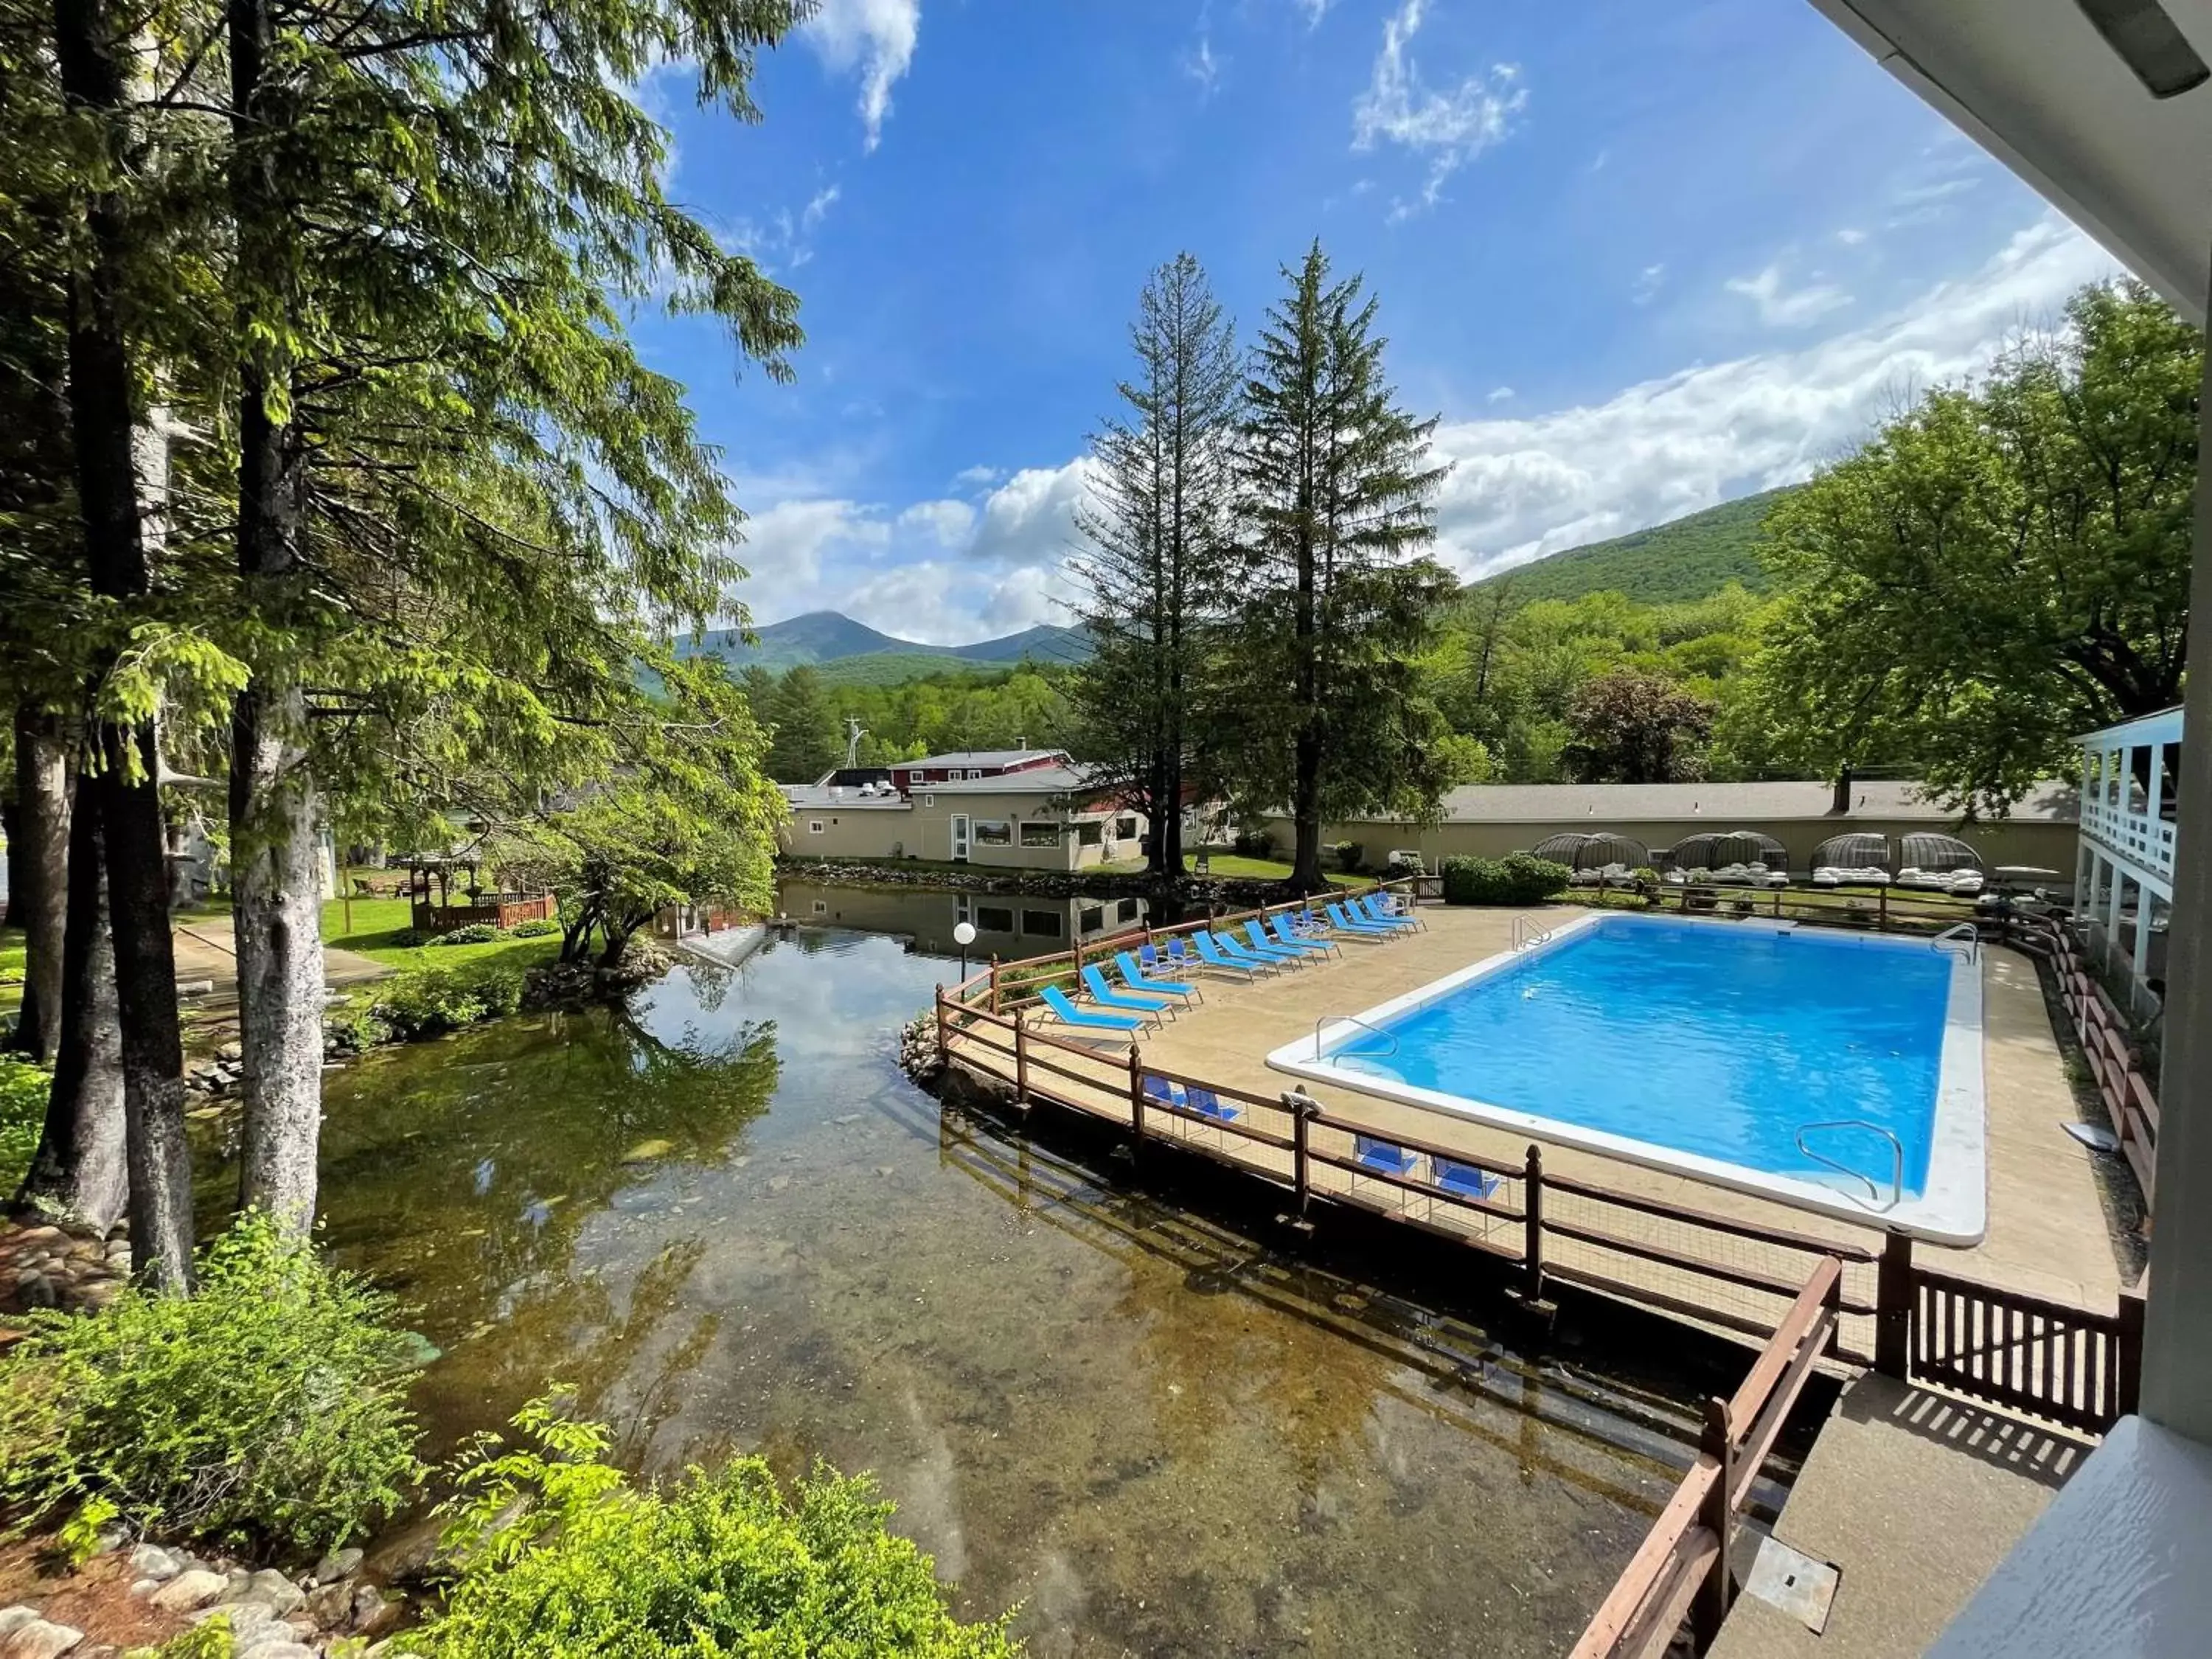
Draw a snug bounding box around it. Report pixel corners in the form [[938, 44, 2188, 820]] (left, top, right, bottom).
[[1216, 928, 1304, 968], [1248, 918, 1329, 961], [1141, 1074, 1241, 1123], [1118, 950, 1200, 1004], [1354, 1135, 1418, 1175], [1191, 931, 1273, 976], [1081, 963, 1172, 1019], [1038, 984, 1143, 1034], [1354, 894, 1420, 932], [1326, 900, 1399, 938], [1433, 1155, 1502, 1202], [1269, 913, 1339, 957]]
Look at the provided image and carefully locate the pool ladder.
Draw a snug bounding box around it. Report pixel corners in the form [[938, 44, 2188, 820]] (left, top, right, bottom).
[[1931, 922, 1980, 963], [1316, 1012, 1399, 1061], [1511, 914, 1554, 952], [1795, 1119, 1905, 1211]]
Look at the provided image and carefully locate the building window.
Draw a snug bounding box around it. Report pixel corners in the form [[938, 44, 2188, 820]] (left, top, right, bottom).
[[1116, 815, 1138, 840], [967, 769, 984, 780], [1077, 821, 1103, 846], [1079, 905, 1104, 933], [1022, 909, 1062, 937], [1117, 897, 1139, 922], [922, 793, 934, 806], [812, 900, 829, 915], [1019, 821, 1060, 848], [808, 820, 824, 835], [976, 904, 1015, 933], [973, 820, 1012, 846]]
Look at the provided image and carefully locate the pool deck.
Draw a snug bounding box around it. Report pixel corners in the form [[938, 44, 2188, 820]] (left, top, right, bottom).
[[1106, 902, 2132, 1315]]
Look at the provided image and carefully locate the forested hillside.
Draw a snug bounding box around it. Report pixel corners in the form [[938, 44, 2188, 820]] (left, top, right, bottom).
[[1467, 487, 1792, 606]]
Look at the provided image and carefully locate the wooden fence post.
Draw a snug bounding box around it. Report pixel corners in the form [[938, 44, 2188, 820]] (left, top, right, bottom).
[[2117, 1277, 2147, 1418], [1693, 1396, 1736, 1648], [1013, 1010, 1029, 1107], [989, 955, 1001, 1015], [1290, 1091, 1313, 1217], [1875, 1230, 1913, 1379], [1523, 1143, 1546, 1302], [1878, 886, 1890, 932], [934, 987, 949, 1067], [1127, 1046, 1146, 1161]]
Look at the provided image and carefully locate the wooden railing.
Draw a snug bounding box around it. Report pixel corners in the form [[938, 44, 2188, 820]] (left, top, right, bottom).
[[1906, 1259, 2143, 1436], [2038, 916, 2160, 1205], [1638, 880, 1989, 936], [1571, 1258, 1845, 1659]]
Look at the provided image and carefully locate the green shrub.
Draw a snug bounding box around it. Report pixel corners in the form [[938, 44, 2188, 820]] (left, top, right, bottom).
[[395, 1395, 1020, 1658], [0, 1056, 49, 1192], [430, 922, 503, 946], [508, 918, 560, 938], [1332, 841, 1364, 874], [0, 1211, 423, 1554], [1230, 827, 1275, 860], [1439, 853, 1572, 905], [372, 962, 526, 1039]]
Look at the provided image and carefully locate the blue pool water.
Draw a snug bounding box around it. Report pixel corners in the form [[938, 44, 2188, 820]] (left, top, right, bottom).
[[1326, 917, 1955, 1197]]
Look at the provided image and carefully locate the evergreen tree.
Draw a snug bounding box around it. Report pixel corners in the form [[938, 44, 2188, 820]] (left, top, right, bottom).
[[1070, 253, 1241, 881], [1222, 242, 1461, 891], [763, 666, 842, 783]]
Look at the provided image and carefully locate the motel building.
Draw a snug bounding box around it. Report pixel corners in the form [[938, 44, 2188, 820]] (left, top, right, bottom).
[[776, 748, 1147, 872]]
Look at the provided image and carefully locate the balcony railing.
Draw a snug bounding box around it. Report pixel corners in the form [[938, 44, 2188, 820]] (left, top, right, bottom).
[[2076, 706, 2183, 891]]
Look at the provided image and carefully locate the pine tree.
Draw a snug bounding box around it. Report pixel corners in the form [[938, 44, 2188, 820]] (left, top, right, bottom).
[[763, 667, 842, 784], [1070, 254, 1241, 882], [1225, 241, 1461, 892]]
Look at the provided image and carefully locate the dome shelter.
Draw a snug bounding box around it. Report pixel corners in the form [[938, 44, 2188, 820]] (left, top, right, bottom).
[[1899, 832, 1984, 874], [1530, 831, 1651, 871], [1812, 833, 1892, 872], [1660, 830, 1785, 872]]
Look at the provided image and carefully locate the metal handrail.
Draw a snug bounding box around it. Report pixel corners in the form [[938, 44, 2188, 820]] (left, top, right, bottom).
[[1315, 1012, 1399, 1061], [1932, 922, 1980, 962], [1511, 914, 1554, 952], [1795, 1119, 1904, 1211]]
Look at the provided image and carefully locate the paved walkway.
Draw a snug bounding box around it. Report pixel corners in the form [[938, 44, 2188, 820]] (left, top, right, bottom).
[[172, 917, 389, 998], [1711, 1374, 2090, 1658]]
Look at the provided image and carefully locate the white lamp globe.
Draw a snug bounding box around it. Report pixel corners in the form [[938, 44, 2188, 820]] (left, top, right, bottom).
[[953, 922, 977, 946]]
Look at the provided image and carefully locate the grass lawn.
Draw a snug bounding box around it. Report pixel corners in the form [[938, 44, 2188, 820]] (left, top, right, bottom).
[[321, 893, 562, 974], [1183, 854, 1366, 886], [0, 923, 24, 1018]]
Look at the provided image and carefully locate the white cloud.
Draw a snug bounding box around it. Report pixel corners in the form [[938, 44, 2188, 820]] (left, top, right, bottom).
[[951, 464, 1004, 489], [804, 0, 920, 152], [1486, 385, 1515, 403], [1429, 216, 2114, 581], [1183, 31, 1221, 94], [1632, 262, 1666, 305], [1352, 0, 1526, 217], [1836, 226, 1868, 246], [801, 184, 841, 234], [1725, 262, 1854, 328], [897, 498, 976, 546], [1295, 0, 1332, 24]]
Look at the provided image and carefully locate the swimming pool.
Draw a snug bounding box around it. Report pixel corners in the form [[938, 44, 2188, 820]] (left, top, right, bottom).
[[1265, 912, 1986, 1243]]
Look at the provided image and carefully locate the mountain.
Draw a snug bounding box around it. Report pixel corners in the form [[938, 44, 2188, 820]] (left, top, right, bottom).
[[1467, 487, 1795, 608], [675, 611, 1092, 677]]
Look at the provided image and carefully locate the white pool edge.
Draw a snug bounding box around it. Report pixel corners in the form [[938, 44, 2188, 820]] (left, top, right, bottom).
[[1264, 911, 1989, 1247]]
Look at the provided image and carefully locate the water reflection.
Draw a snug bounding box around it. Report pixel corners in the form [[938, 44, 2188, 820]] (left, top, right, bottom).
[[774, 878, 1151, 961], [198, 925, 1689, 1655]]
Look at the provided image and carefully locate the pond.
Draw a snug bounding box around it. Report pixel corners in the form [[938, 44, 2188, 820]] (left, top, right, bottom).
[[206, 888, 1705, 1656]]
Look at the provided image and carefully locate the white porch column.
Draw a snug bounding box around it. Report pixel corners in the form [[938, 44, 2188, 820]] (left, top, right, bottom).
[[2140, 286, 2212, 1442]]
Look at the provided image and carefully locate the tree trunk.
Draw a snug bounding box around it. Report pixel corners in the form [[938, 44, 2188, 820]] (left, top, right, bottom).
[[7, 703, 71, 1062], [54, 0, 195, 1290], [226, 0, 323, 1230], [15, 788, 128, 1233]]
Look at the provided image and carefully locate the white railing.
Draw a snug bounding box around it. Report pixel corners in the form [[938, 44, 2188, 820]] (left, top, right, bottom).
[[2076, 706, 2183, 893]]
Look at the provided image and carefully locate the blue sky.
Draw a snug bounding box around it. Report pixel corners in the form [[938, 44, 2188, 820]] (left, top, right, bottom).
[[633, 0, 2119, 642]]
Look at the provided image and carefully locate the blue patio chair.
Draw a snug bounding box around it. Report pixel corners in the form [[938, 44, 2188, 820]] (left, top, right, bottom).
[[1118, 950, 1200, 1004], [1185, 1085, 1239, 1123], [1163, 936, 1203, 972], [1081, 964, 1172, 1020], [1190, 931, 1270, 976], [1354, 1135, 1418, 1175], [1326, 900, 1399, 938], [1433, 1155, 1502, 1202], [1038, 984, 1143, 1035], [1216, 928, 1304, 968], [1354, 893, 1420, 932], [1249, 918, 1329, 961], [1270, 913, 1339, 957]]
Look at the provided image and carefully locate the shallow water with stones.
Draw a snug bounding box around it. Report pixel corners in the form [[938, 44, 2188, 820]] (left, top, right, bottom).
[[195, 906, 1703, 1657]]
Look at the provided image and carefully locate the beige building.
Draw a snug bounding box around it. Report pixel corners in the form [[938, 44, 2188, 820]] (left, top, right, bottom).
[[1261, 779, 2080, 882], [779, 764, 1145, 872]]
